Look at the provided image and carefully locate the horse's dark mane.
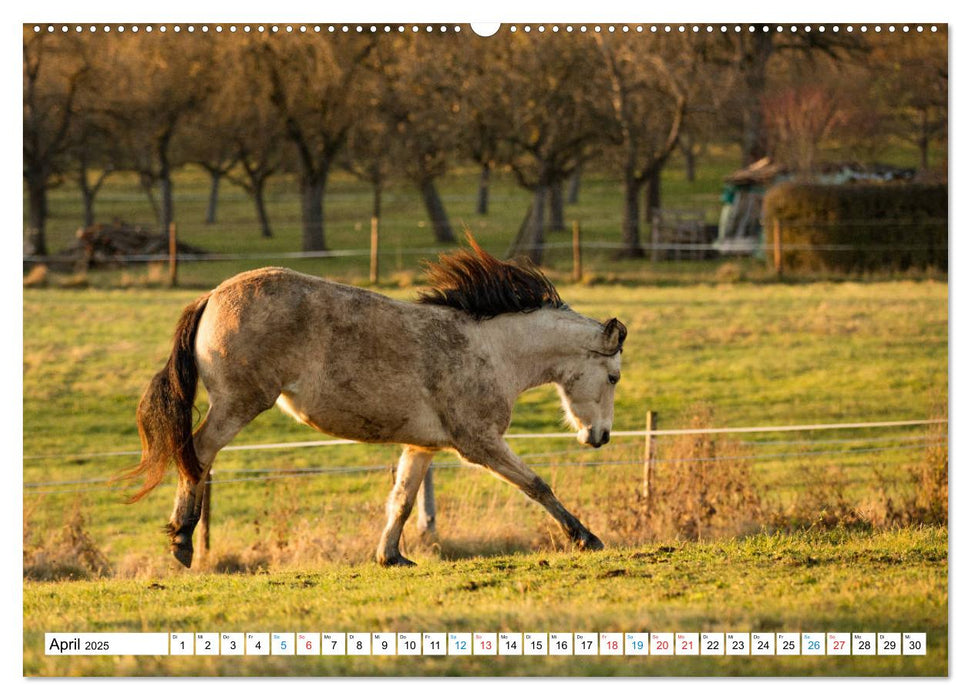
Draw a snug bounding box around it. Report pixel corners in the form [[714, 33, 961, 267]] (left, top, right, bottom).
[[417, 236, 565, 320]]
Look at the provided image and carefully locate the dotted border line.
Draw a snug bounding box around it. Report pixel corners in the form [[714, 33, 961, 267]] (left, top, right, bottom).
[[30, 24, 940, 35]]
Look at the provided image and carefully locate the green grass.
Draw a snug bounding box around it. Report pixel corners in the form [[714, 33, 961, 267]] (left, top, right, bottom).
[[23, 528, 947, 676], [22, 279, 947, 676], [23, 142, 948, 678]]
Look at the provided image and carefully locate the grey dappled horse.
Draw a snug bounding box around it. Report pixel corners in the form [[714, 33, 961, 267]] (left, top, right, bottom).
[[127, 239, 626, 567]]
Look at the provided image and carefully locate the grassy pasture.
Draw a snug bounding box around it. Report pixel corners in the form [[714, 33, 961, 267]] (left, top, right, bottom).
[[22, 278, 947, 676], [23, 145, 948, 677], [24, 528, 947, 676]]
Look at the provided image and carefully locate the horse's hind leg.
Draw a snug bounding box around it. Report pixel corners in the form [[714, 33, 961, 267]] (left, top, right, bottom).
[[416, 467, 438, 545], [377, 447, 435, 566], [169, 397, 270, 567]]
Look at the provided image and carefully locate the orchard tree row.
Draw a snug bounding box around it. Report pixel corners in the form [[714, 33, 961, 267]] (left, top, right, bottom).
[[24, 27, 946, 261]]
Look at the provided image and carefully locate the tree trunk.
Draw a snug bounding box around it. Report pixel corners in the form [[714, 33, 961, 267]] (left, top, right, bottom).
[[159, 171, 174, 239], [684, 147, 697, 183], [419, 177, 455, 243], [567, 167, 581, 204], [549, 178, 565, 232], [741, 33, 774, 166], [139, 173, 161, 223], [505, 187, 546, 263], [79, 167, 95, 228], [919, 107, 930, 170], [205, 170, 221, 225], [525, 185, 547, 265], [620, 174, 644, 258], [157, 133, 175, 239], [476, 162, 491, 215], [24, 173, 48, 256], [643, 165, 662, 223], [78, 160, 108, 229], [372, 182, 382, 220], [505, 202, 534, 259], [81, 189, 96, 228], [253, 182, 273, 238], [300, 174, 327, 251]]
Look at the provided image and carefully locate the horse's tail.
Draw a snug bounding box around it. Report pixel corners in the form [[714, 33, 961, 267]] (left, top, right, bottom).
[[125, 293, 211, 503]]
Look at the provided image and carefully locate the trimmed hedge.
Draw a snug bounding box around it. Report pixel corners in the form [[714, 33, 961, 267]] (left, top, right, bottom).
[[762, 182, 947, 273]]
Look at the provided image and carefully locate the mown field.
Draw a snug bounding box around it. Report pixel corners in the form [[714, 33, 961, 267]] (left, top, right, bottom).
[[23, 146, 948, 677]]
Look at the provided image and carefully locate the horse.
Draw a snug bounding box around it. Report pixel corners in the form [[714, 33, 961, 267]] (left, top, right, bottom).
[[126, 238, 627, 567]]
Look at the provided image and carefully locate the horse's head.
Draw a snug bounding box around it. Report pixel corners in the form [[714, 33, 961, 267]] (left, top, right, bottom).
[[556, 317, 627, 448]]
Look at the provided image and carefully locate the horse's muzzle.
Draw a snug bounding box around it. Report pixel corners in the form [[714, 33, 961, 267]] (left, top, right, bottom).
[[584, 429, 610, 448]]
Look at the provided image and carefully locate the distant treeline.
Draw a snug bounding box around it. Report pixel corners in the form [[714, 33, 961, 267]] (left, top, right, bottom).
[[24, 26, 947, 262]]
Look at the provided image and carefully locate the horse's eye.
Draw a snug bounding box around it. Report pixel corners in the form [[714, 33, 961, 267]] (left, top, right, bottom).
[[608, 374, 620, 385]]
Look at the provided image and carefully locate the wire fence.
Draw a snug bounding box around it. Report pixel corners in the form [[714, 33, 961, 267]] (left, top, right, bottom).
[[23, 417, 947, 496], [22, 237, 950, 266]]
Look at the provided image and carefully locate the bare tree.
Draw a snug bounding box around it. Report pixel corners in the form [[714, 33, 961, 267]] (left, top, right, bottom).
[[372, 34, 461, 243], [456, 37, 509, 217], [23, 30, 89, 255], [714, 29, 864, 166], [99, 32, 211, 238], [596, 34, 687, 257], [869, 30, 947, 170], [494, 34, 608, 264], [211, 39, 287, 240], [256, 34, 374, 251]]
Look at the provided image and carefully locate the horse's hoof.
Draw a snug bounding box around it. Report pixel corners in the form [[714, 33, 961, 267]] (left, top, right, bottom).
[[379, 554, 417, 567], [579, 534, 604, 551], [172, 546, 194, 568]]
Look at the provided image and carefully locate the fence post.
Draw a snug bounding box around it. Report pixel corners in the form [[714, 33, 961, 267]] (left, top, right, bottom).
[[199, 471, 211, 558], [572, 220, 582, 283], [642, 410, 657, 513], [772, 218, 783, 277], [370, 216, 379, 284], [168, 222, 178, 287]]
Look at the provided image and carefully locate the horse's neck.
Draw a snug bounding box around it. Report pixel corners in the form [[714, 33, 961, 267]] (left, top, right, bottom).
[[480, 309, 591, 396]]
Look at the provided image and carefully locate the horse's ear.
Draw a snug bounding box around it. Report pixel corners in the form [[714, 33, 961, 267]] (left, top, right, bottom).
[[602, 318, 627, 354]]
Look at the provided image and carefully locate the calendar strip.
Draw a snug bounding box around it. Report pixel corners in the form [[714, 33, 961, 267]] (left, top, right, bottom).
[[44, 632, 926, 656]]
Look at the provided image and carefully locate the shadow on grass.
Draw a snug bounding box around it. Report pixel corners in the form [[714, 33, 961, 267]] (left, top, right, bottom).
[[421, 535, 550, 562]]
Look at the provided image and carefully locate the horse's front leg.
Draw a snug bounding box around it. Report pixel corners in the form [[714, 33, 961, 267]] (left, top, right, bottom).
[[464, 439, 604, 551], [377, 447, 435, 566]]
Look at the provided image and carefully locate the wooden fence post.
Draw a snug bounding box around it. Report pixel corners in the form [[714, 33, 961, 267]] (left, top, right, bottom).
[[199, 471, 212, 558], [370, 216, 379, 284], [642, 410, 657, 513], [572, 220, 582, 283], [772, 218, 783, 277], [168, 222, 178, 287]]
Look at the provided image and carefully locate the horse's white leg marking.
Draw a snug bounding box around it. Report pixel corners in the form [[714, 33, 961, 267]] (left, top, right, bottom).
[[464, 440, 604, 550], [377, 447, 435, 566], [416, 466, 438, 544], [169, 397, 273, 565]]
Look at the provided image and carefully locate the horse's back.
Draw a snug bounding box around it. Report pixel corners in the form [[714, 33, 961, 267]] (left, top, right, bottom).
[[193, 267, 462, 446]]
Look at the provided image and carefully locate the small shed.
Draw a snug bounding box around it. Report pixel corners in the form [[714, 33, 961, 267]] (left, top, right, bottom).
[[714, 157, 786, 256], [714, 159, 919, 256]]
